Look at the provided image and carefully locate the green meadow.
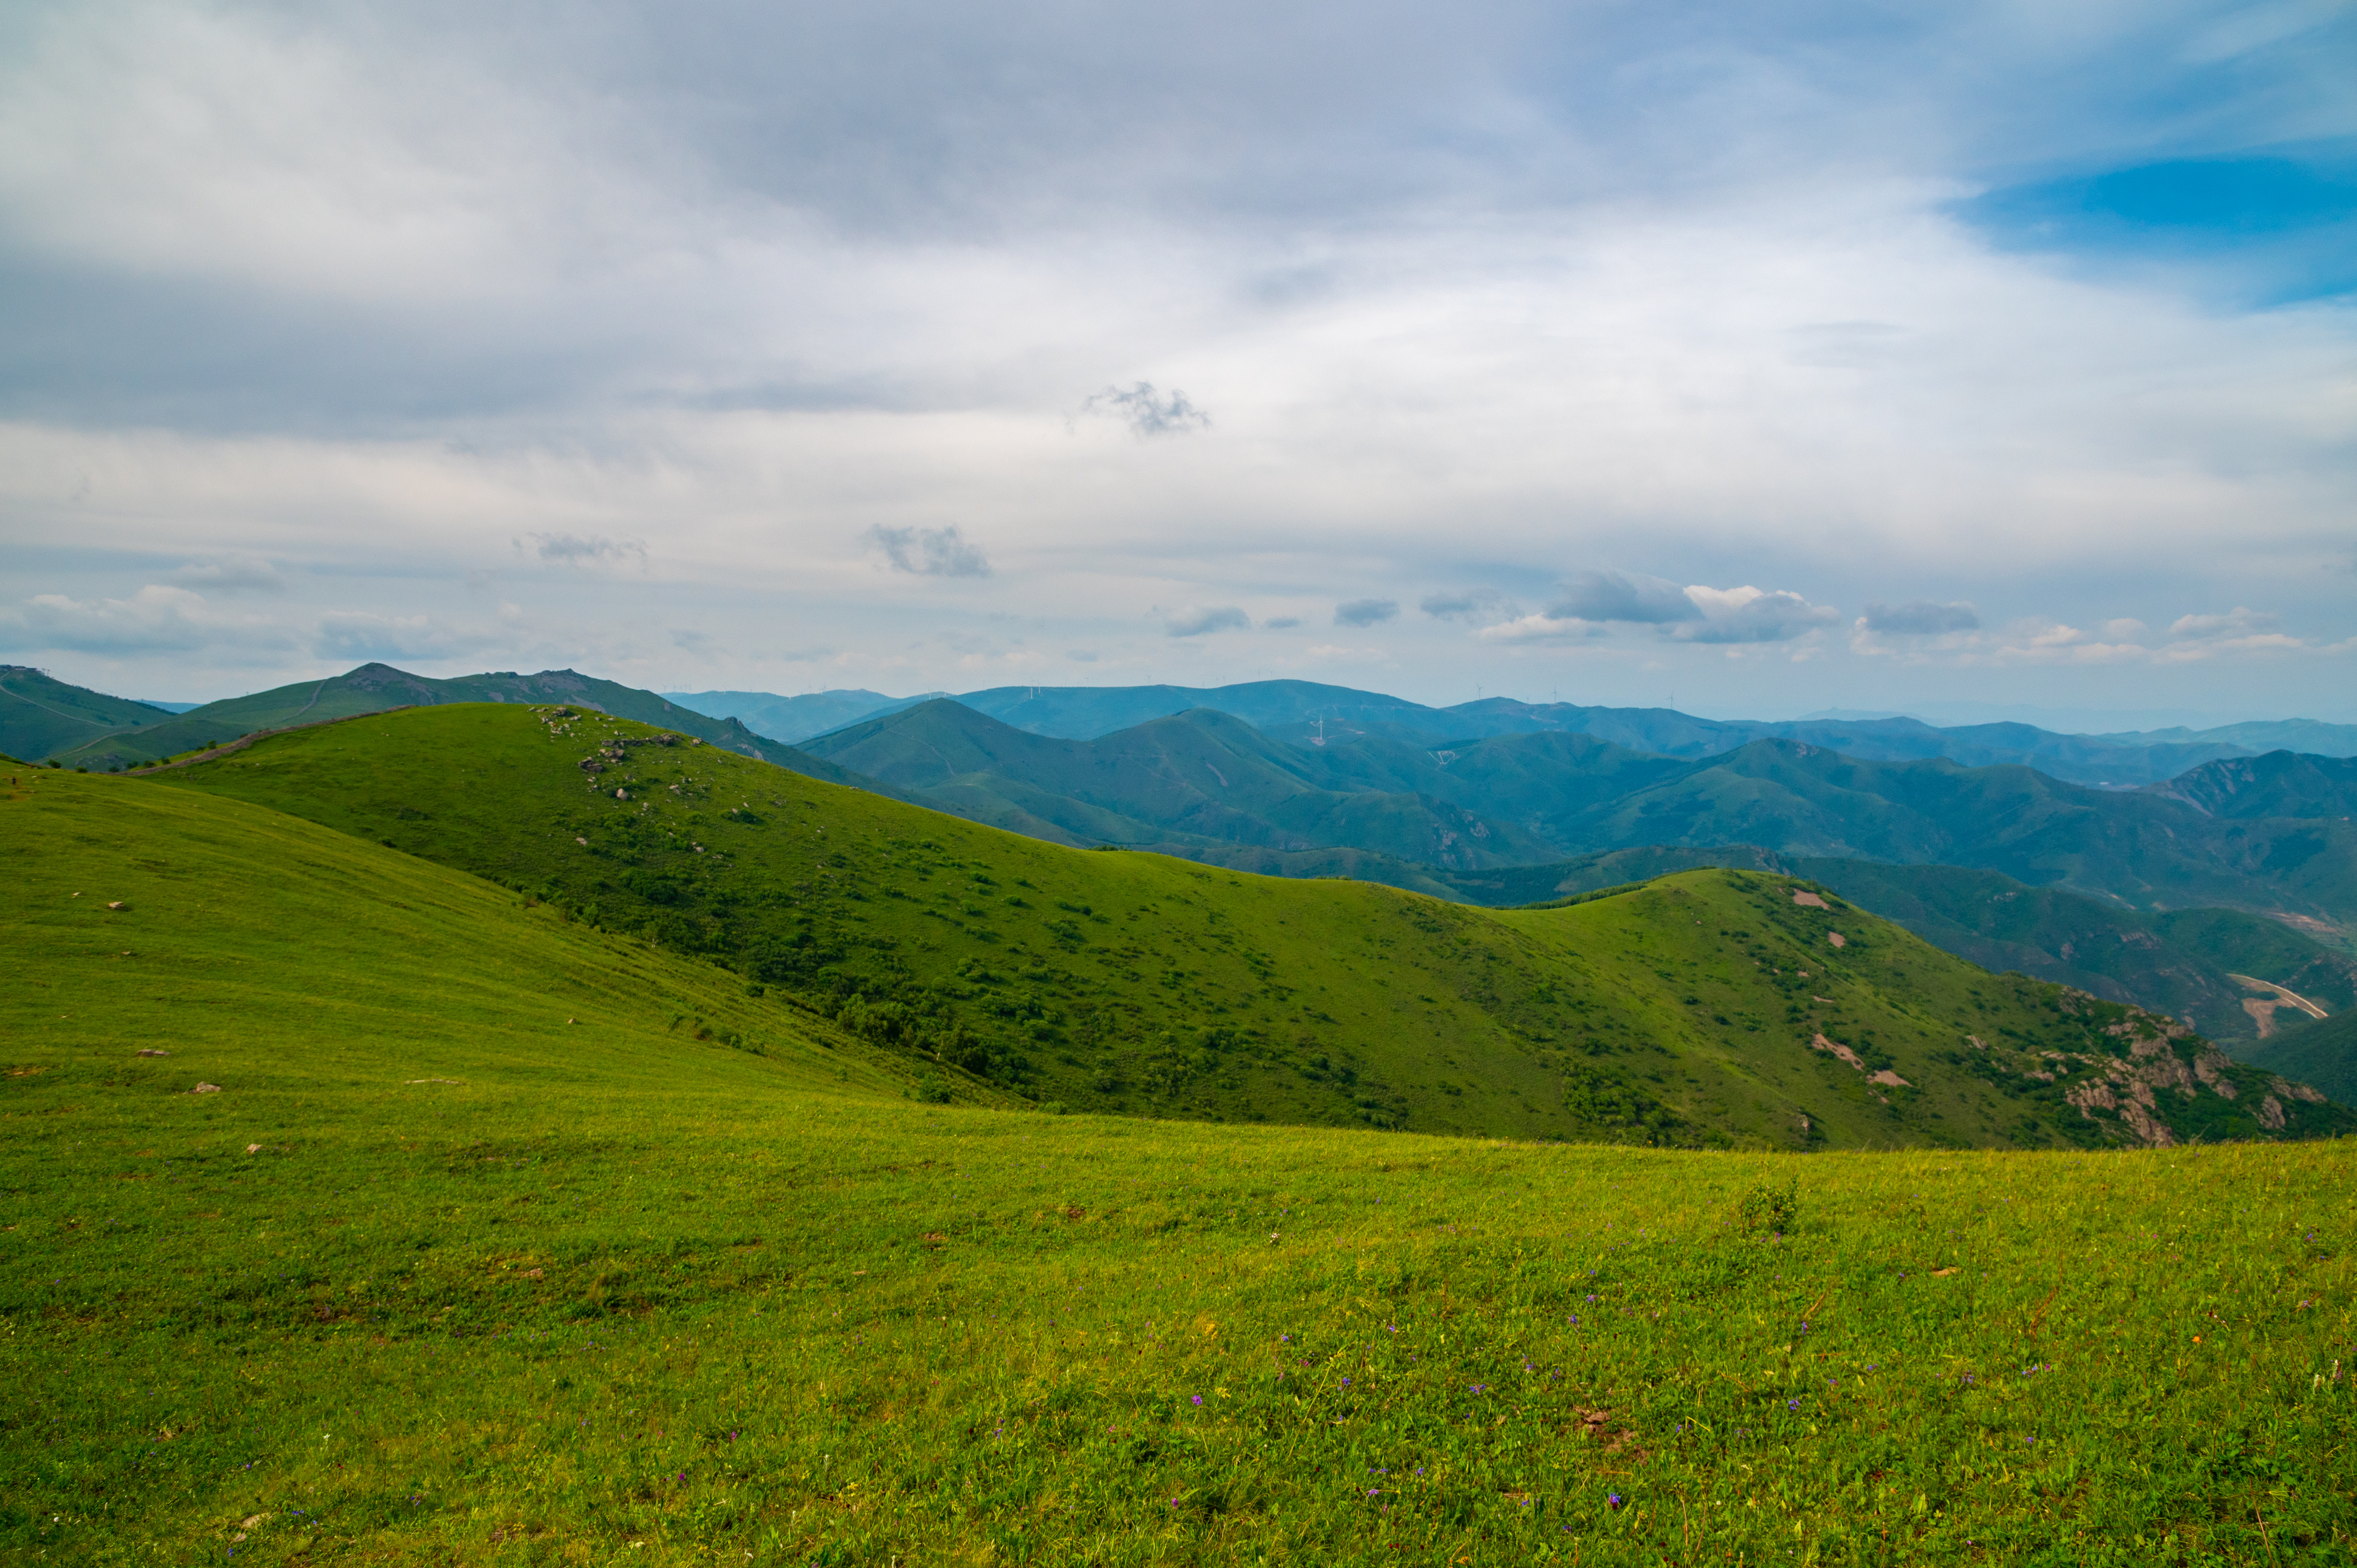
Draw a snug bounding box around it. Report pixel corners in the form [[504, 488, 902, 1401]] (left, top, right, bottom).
[[4, 749, 2353, 1564]]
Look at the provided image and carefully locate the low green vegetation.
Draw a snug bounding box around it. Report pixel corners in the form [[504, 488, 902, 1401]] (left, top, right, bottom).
[[2251, 1009, 2357, 1106], [7, 731, 2356, 1564], [0, 665, 177, 761], [148, 704, 2346, 1149]]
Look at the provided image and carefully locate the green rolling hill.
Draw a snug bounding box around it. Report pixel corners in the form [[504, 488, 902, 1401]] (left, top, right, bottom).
[[144, 701, 2348, 1150], [44, 663, 889, 794], [0, 665, 177, 760], [2, 766, 939, 1111]]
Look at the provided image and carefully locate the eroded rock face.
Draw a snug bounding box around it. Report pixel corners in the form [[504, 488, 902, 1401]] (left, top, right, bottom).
[[2258, 1095, 2287, 1131]]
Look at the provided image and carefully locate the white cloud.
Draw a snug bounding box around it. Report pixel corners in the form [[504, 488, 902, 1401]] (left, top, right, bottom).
[[0, 584, 289, 656], [2169, 606, 2279, 640], [1670, 586, 1840, 644]]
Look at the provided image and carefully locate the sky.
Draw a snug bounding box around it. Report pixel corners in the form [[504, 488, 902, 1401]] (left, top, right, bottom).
[[2, 0, 2353, 723]]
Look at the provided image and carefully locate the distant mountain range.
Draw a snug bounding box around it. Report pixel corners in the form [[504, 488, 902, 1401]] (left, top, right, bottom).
[[10, 662, 2353, 1071], [664, 678, 2357, 785]]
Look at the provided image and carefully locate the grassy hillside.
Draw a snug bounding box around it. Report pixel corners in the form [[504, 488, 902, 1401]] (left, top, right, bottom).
[[0, 665, 175, 760], [9, 747, 2357, 1563], [147, 702, 2348, 1151], [5, 912, 2355, 1563], [2247, 1007, 2357, 1104], [0, 768, 940, 1107], [1781, 859, 2357, 1043]]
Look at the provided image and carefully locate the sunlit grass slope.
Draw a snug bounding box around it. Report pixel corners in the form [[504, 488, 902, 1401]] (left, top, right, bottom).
[[0, 767, 932, 1109], [6, 756, 2355, 1564], [4, 1026, 2353, 1563], [150, 704, 2348, 1150]]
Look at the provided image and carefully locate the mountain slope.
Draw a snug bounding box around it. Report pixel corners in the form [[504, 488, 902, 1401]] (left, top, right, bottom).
[[805, 701, 1558, 868], [826, 706, 2357, 932], [147, 702, 2348, 1149], [0, 665, 176, 760], [2243, 1007, 2357, 1104], [1551, 740, 2357, 926], [2143, 751, 2357, 820], [661, 687, 940, 742], [950, 682, 2260, 784], [1779, 859, 2356, 1042], [0, 767, 938, 1107]]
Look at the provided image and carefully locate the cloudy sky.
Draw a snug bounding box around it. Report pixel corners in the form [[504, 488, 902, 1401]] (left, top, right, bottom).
[[3, 0, 2353, 722]]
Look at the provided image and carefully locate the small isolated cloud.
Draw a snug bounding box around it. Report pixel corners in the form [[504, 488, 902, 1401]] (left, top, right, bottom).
[[2169, 606, 2278, 640], [1548, 571, 1701, 625], [1165, 605, 1250, 638], [1421, 589, 1516, 623], [1477, 613, 1608, 644], [313, 612, 495, 663], [1333, 598, 1398, 628], [1671, 586, 1840, 644], [671, 629, 713, 654], [1863, 600, 1978, 634], [1079, 382, 1211, 438], [166, 557, 285, 594], [521, 532, 649, 568], [1262, 616, 1303, 630], [863, 525, 991, 578], [0, 585, 290, 656]]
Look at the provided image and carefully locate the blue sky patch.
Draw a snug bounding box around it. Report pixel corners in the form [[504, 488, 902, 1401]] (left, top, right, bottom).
[[1961, 141, 2357, 304]]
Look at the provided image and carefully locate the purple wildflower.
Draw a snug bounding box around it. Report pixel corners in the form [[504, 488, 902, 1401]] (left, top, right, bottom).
[[1607, 1492, 1623, 1509], [1191, 1395, 1203, 1407]]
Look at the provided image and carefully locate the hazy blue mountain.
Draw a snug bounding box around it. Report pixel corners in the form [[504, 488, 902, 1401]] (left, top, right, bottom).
[[2142, 751, 2357, 820], [802, 699, 1558, 869], [133, 700, 204, 713], [659, 687, 942, 743], [2102, 719, 2357, 757]]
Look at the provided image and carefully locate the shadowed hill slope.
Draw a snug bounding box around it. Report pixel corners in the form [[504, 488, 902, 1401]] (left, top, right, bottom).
[[0, 665, 176, 760], [2244, 1006, 2357, 1104], [2144, 751, 2357, 820], [147, 702, 2349, 1150]]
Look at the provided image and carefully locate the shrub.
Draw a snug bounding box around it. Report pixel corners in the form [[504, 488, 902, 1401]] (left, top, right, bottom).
[[1735, 1177, 1799, 1236], [914, 1074, 953, 1104]]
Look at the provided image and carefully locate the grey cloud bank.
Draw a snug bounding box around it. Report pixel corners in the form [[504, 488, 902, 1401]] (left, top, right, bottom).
[[0, 0, 2351, 715]]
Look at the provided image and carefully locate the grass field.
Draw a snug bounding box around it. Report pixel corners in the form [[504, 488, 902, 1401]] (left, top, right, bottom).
[[5, 750, 2354, 1564]]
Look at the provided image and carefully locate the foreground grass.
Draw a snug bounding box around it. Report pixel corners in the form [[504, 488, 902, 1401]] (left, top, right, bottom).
[[5, 759, 2354, 1564], [5, 1069, 2353, 1564]]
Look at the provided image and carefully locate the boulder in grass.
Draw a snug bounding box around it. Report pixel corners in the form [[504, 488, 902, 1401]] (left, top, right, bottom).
[[137, 1048, 170, 1057], [192, 1082, 221, 1094]]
